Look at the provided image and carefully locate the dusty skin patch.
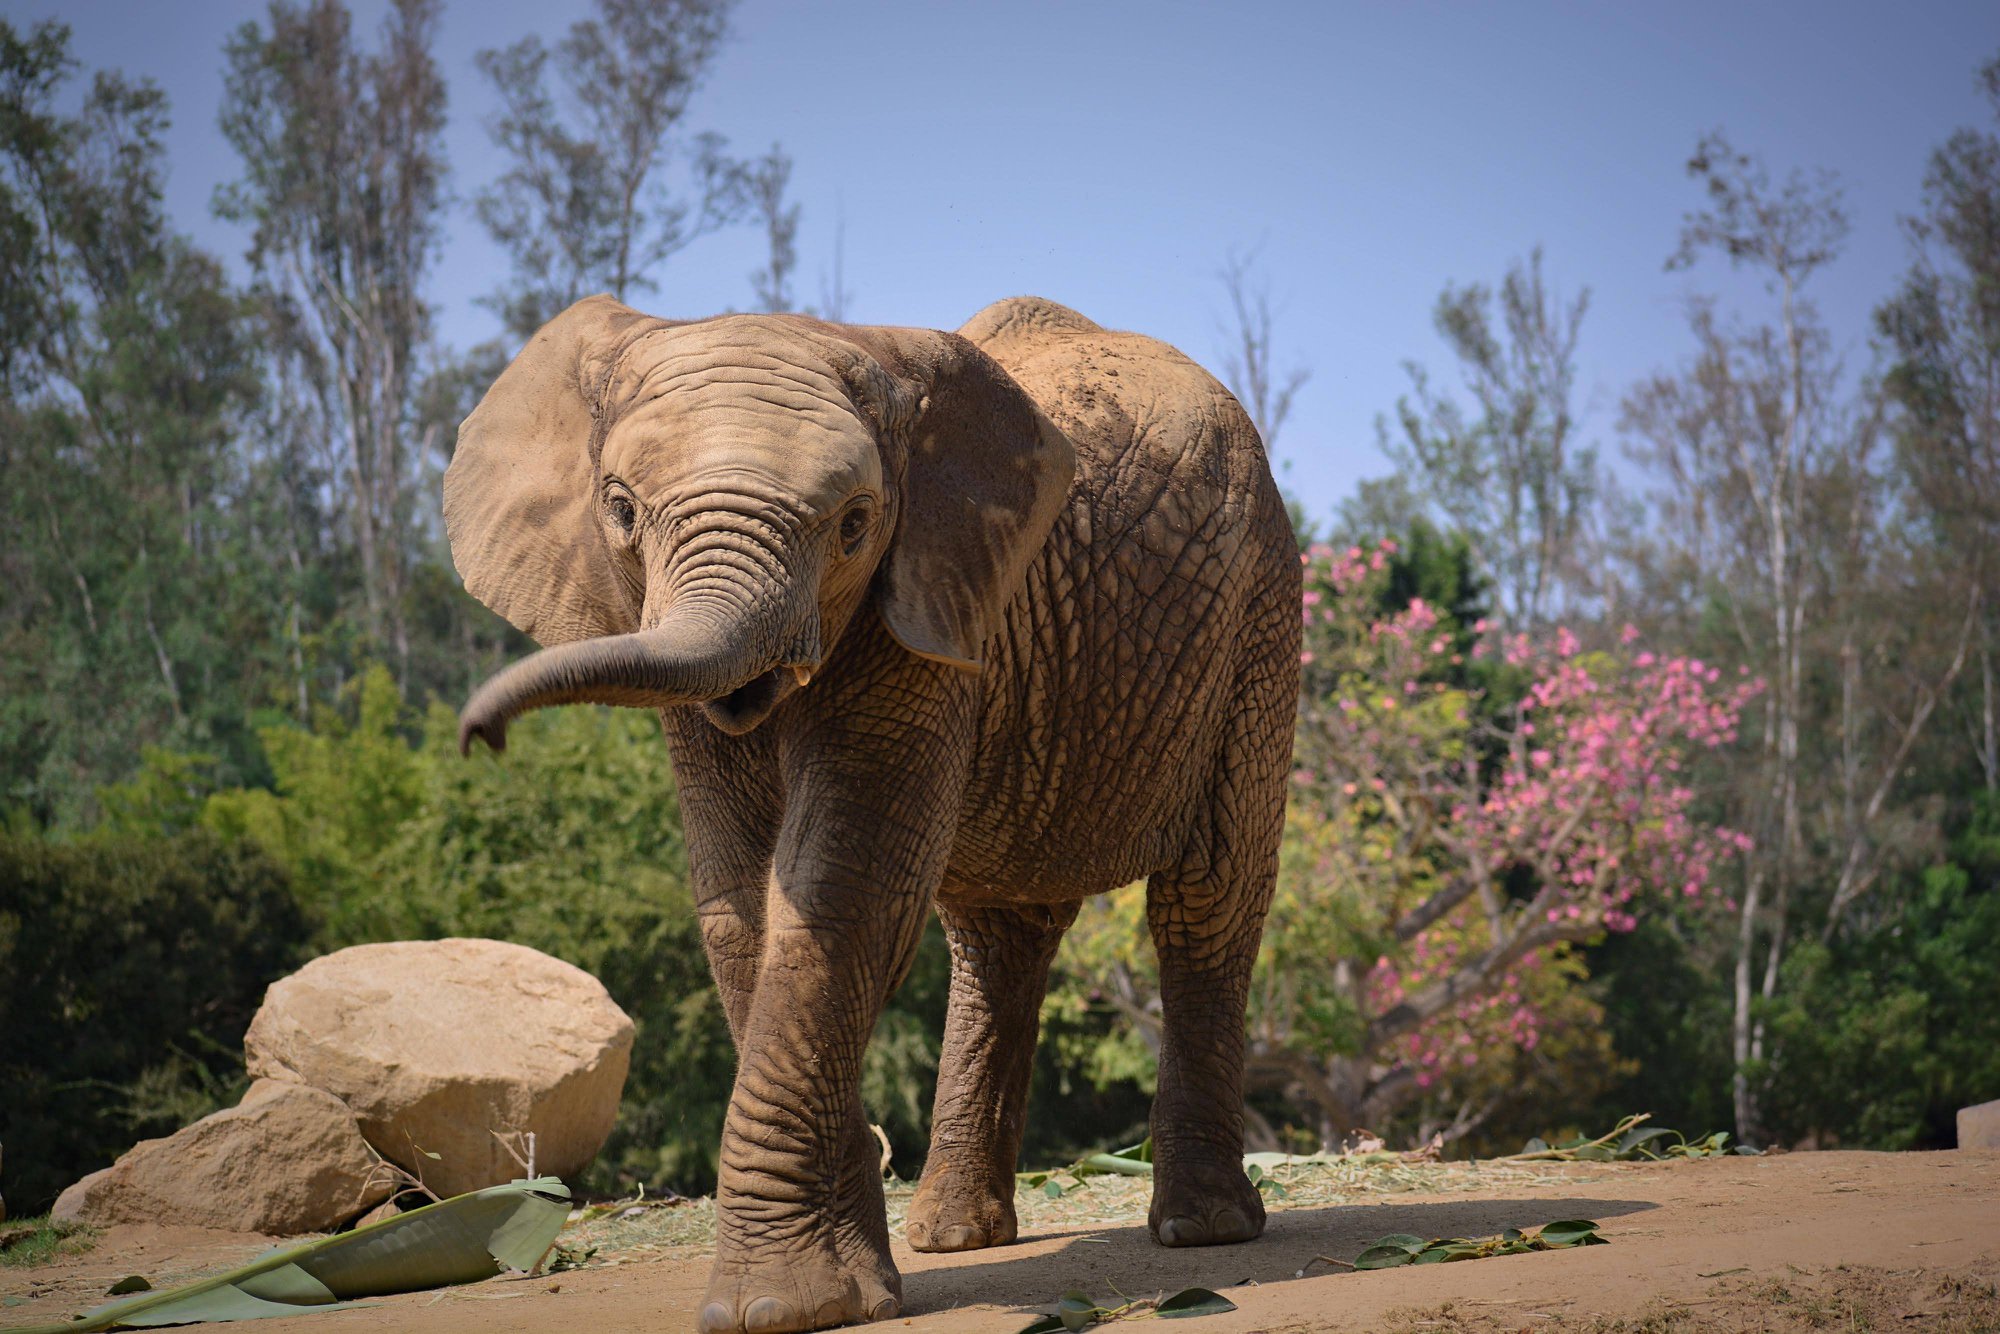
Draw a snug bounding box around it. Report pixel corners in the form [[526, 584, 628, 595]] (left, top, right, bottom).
[[3, 1150, 1995, 1332]]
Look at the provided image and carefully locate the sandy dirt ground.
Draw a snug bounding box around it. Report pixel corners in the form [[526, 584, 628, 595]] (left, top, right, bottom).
[[6, 1150, 1997, 1332]]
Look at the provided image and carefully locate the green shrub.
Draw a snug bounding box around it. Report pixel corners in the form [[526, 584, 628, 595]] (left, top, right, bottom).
[[1759, 854, 2000, 1149], [0, 830, 310, 1213]]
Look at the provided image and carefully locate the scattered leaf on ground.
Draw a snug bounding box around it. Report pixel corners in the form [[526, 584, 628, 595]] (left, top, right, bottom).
[[1352, 1219, 1607, 1269], [1018, 1285, 1239, 1332], [1506, 1113, 1759, 1163], [1155, 1287, 1237, 1319]]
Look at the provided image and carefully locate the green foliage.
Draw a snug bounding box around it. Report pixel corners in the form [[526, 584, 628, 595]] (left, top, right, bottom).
[[196, 670, 728, 1192], [0, 18, 285, 827], [1512, 1113, 1752, 1162], [1576, 917, 1738, 1141], [1756, 807, 2000, 1149], [174, 667, 952, 1194], [1019, 992, 1155, 1172], [0, 830, 309, 1214]]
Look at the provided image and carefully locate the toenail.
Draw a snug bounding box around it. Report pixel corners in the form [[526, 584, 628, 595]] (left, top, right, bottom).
[[744, 1296, 796, 1334]]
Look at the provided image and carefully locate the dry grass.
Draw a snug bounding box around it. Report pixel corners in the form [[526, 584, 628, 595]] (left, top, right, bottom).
[[0, 1218, 94, 1270], [551, 1155, 1601, 1265]]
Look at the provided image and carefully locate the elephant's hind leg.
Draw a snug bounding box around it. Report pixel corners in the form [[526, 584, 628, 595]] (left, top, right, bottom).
[[1143, 672, 1290, 1248], [907, 899, 1078, 1252]]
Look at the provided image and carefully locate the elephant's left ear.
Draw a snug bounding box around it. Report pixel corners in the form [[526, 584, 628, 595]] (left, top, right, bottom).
[[844, 330, 1076, 671]]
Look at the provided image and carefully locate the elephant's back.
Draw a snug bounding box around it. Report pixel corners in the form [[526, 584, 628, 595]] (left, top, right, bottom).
[[946, 300, 1299, 900], [962, 298, 1268, 546]]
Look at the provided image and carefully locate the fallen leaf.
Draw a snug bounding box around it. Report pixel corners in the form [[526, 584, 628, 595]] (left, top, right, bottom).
[[9, 1177, 570, 1333], [1155, 1287, 1236, 1319]]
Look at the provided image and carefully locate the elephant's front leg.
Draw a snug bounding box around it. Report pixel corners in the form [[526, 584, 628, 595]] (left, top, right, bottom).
[[699, 733, 961, 1334], [695, 883, 902, 1333], [907, 899, 1077, 1252]]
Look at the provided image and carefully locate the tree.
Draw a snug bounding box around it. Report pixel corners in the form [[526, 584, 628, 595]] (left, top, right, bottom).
[[0, 19, 270, 824], [739, 144, 799, 313], [216, 0, 449, 677], [1876, 54, 2000, 790], [1626, 132, 1977, 1139], [1378, 249, 1598, 635], [815, 203, 854, 323], [475, 0, 740, 336], [1217, 248, 1309, 451]]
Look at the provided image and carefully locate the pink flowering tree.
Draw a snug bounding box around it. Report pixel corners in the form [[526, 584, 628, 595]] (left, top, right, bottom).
[[1055, 538, 1759, 1151]]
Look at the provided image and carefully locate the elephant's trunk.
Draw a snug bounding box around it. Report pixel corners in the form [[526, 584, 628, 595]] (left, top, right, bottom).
[[459, 613, 772, 754]]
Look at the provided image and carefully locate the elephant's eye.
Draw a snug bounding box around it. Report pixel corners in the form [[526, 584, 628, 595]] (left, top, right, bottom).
[[838, 503, 872, 556], [605, 493, 637, 534]]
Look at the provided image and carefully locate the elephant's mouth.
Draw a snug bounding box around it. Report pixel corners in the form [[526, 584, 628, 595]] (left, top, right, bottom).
[[700, 664, 804, 735]]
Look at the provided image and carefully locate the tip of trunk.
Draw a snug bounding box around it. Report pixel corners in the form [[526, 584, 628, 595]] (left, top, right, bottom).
[[460, 713, 508, 756]]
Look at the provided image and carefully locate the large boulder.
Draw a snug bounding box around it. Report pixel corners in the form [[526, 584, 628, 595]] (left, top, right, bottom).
[[245, 939, 634, 1198], [52, 1080, 390, 1233]]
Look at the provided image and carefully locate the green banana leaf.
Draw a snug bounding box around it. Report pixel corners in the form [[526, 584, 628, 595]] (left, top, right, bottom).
[[5, 1177, 571, 1333]]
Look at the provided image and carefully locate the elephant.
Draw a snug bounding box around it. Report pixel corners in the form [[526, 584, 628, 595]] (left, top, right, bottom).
[[444, 293, 1301, 1334]]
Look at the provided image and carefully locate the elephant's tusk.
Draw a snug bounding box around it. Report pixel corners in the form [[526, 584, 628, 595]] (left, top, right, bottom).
[[790, 663, 813, 688]]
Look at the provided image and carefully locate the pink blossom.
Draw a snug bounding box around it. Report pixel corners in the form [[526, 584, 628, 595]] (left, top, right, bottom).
[[1288, 543, 1752, 1112]]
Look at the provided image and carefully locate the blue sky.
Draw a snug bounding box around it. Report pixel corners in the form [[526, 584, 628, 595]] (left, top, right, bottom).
[[17, 0, 2000, 520]]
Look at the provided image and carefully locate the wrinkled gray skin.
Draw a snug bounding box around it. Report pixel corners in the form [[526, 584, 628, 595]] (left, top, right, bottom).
[[445, 295, 1300, 1334]]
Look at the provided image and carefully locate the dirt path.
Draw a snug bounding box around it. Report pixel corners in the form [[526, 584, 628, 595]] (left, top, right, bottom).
[[7, 1150, 1997, 1332]]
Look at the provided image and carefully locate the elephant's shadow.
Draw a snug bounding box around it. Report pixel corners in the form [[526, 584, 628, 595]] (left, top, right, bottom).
[[897, 1196, 1660, 1319]]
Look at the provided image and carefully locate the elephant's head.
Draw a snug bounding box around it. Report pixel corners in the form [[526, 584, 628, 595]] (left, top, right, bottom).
[[445, 295, 1076, 751]]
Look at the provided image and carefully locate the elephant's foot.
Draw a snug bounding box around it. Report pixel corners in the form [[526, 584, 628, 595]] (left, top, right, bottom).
[[906, 1159, 1018, 1252], [697, 1124, 902, 1334], [1147, 1155, 1266, 1248], [698, 1237, 899, 1334]]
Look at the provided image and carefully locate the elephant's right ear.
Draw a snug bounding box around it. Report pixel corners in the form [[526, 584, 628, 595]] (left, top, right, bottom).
[[443, 295, 667, 647]]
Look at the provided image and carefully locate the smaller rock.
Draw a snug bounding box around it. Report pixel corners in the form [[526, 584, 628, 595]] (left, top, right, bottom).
[[1959, 1098, 2000, 1150], [52, 1081, 390, 1235], [351, 1199, 402, 1229]]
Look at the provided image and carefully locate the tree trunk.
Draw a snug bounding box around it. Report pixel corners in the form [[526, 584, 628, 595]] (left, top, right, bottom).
[[1732, 867, 1765, 1141]]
